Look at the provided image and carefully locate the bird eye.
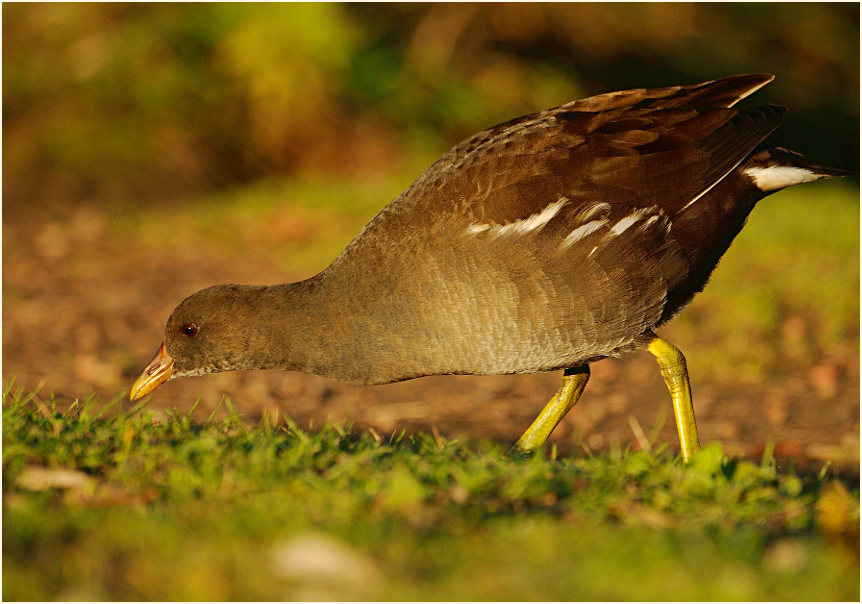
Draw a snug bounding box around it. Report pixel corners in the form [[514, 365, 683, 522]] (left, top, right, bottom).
[[181, 323, 198, 338]]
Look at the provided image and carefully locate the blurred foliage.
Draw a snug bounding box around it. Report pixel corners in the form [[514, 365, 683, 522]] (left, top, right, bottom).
[[2, 3, 858, 210]]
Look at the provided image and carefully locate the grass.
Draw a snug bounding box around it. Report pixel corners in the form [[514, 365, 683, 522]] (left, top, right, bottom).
[[3, 385, 858, 601]]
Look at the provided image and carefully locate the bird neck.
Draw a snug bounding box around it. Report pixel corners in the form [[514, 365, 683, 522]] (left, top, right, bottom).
[[260, 275, 390, 384]]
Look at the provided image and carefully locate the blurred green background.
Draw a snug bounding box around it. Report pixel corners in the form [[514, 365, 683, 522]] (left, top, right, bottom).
[[3, 2, 859, 211]]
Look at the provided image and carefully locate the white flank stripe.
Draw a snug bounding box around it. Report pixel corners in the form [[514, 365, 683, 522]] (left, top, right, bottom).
[[609, 207, 655, 237], [743, 166, 820, 192], [578, 202, 611, 221], [467, 197, 568, 237], [561, 219, 606, 248], [506, 197, 568, 233]]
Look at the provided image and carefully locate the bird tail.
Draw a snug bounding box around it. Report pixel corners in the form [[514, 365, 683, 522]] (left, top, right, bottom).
[[741, 146, 857, 193]]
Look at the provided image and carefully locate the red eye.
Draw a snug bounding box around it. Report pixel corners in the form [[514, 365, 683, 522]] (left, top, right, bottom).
[[181, 323, 198, 338]]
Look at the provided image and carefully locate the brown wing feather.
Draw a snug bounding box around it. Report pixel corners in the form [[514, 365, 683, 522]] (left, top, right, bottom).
[[555, 104, 786, 212], [560, 73, 773, 112]]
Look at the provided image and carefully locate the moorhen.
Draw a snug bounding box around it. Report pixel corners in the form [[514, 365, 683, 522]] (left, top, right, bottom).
[[131, 74, 852, 461]]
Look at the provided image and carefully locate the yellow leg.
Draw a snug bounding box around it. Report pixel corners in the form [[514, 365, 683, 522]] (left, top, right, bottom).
[[647, 336, 700, 463], [511, 365, 590, 456]]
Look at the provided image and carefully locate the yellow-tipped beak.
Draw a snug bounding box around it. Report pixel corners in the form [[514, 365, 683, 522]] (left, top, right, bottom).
[[130, 342, 174, 401]]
